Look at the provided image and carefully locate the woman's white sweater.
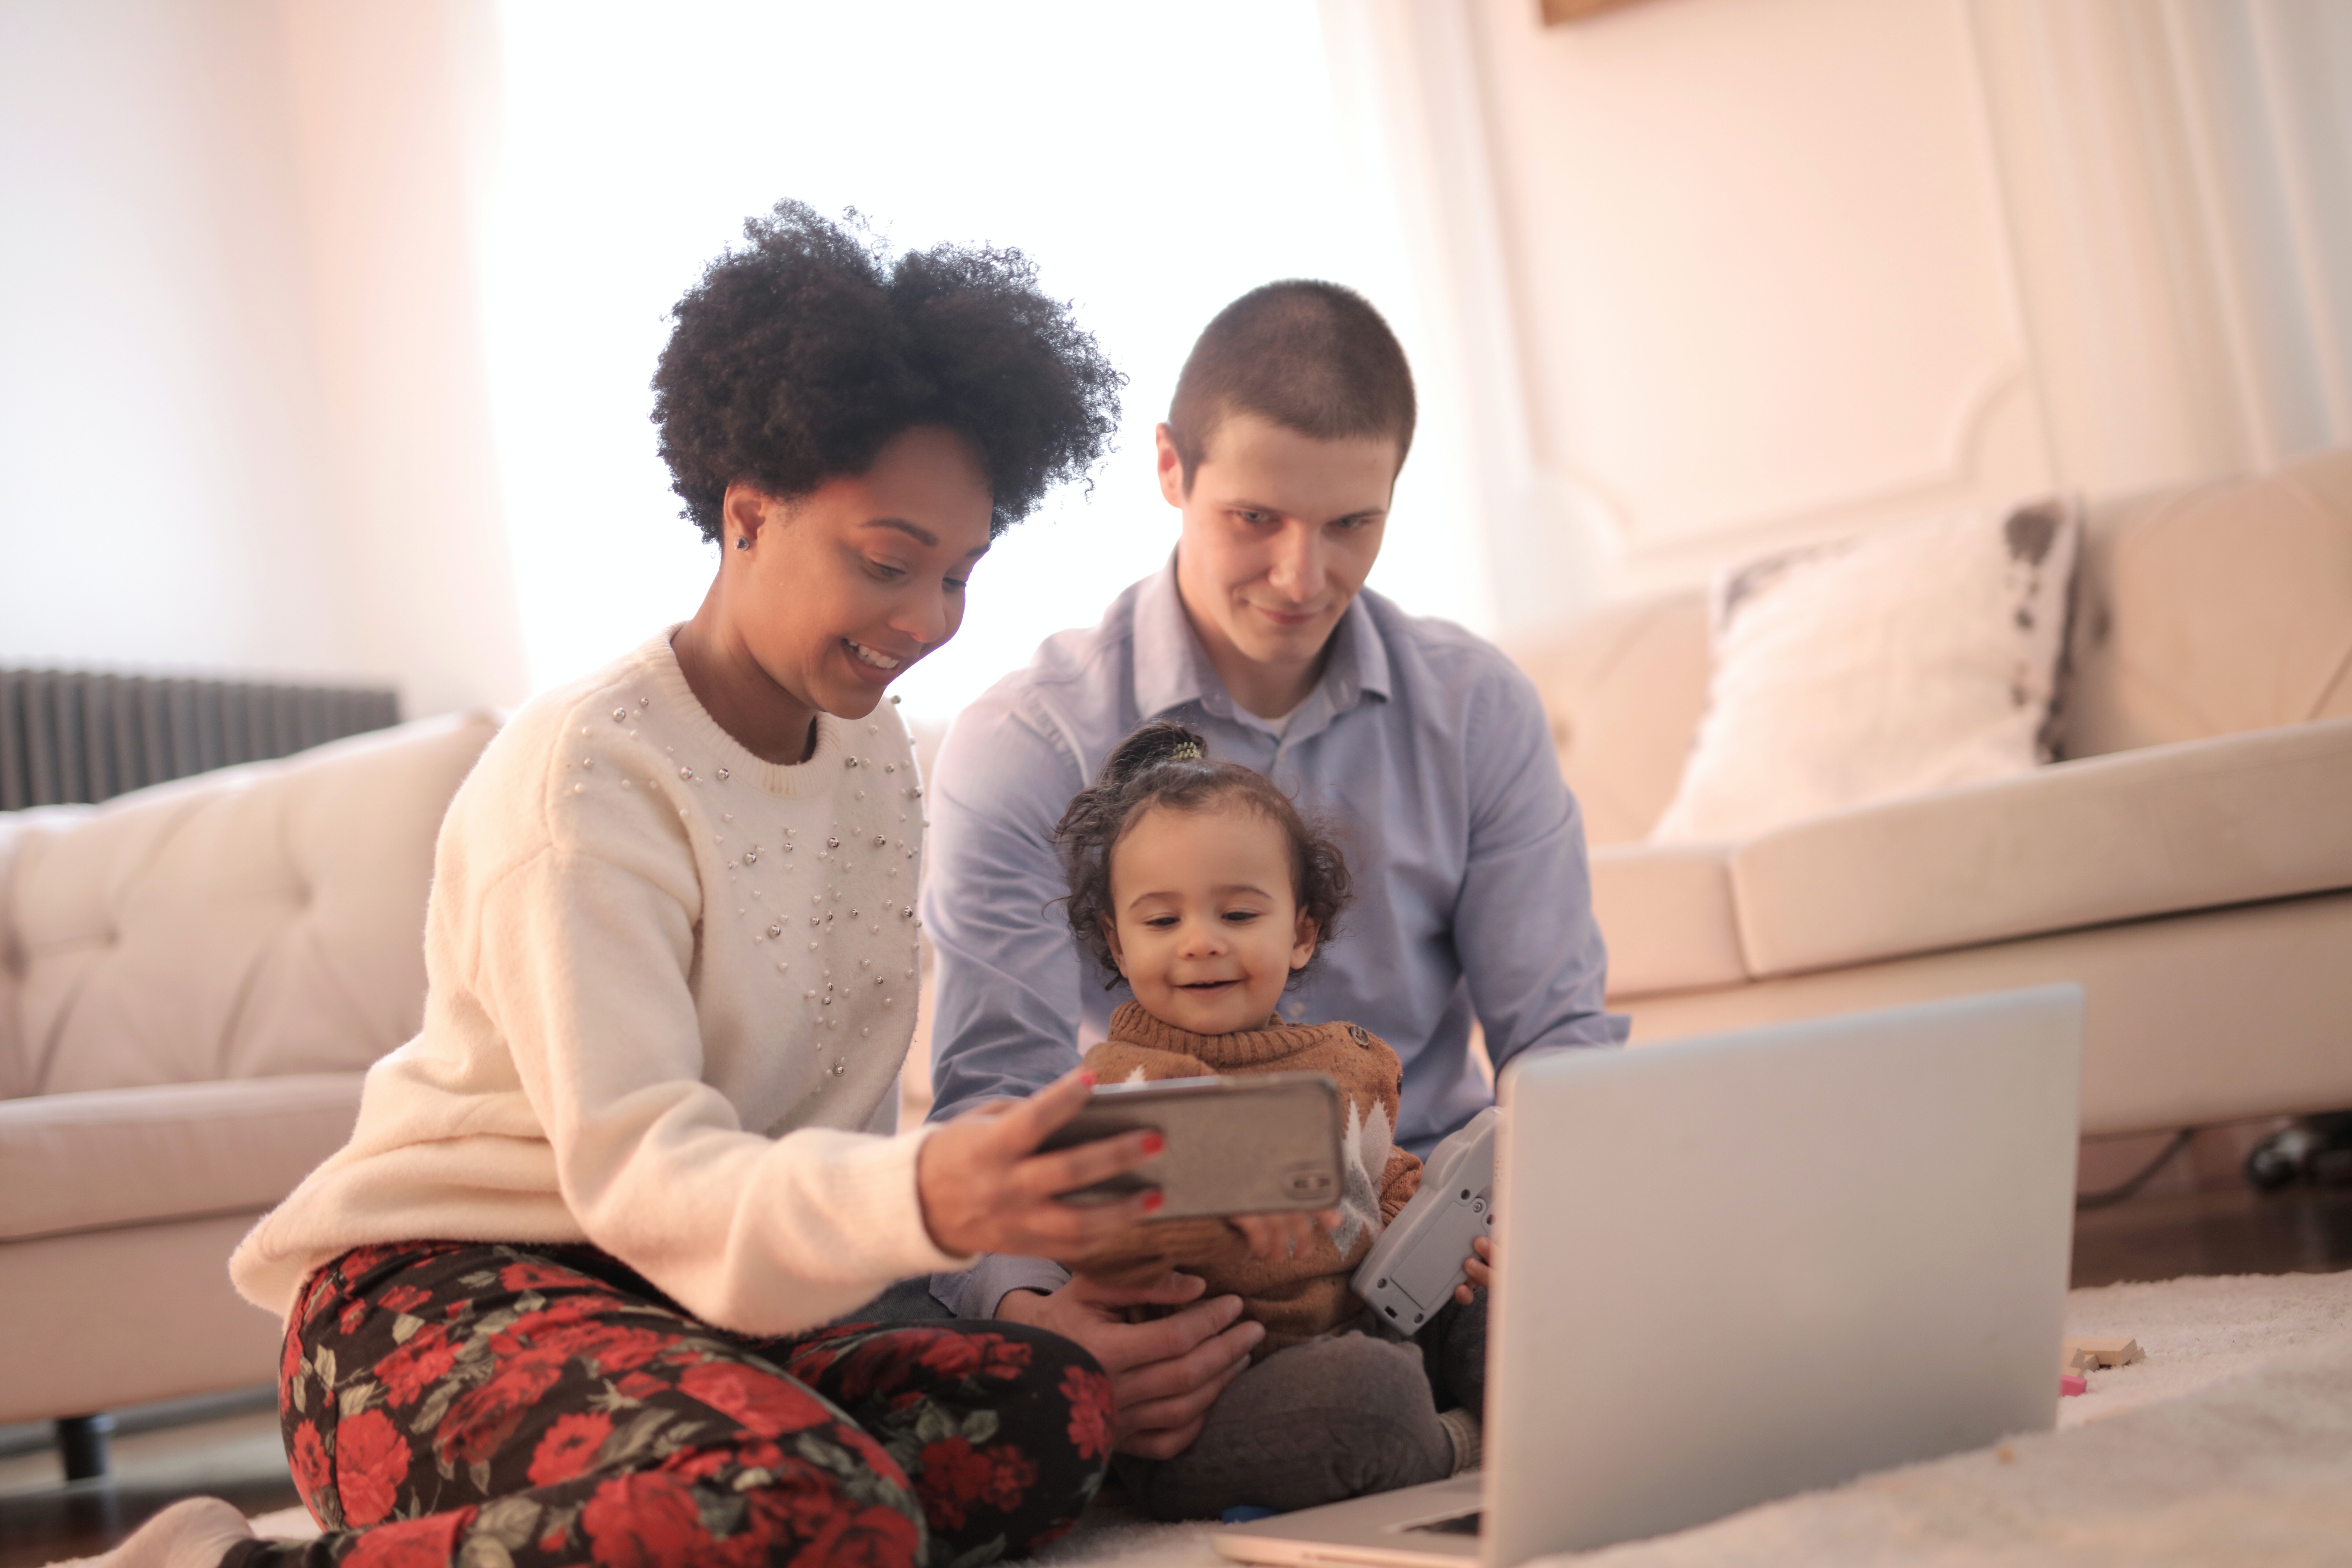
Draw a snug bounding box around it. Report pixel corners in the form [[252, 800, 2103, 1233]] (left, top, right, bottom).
[[230, 631, 969, 1333]]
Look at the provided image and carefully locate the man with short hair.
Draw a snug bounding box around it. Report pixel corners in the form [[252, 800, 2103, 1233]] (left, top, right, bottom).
[[922, 281, 1625, 1462]]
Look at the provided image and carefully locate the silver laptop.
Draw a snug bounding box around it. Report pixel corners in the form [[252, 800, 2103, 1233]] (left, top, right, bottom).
[[1214, 985, 2082, 1566]]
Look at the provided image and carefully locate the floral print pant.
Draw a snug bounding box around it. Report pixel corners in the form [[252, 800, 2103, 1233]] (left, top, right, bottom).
[[236, 1242, 1113, 1568]]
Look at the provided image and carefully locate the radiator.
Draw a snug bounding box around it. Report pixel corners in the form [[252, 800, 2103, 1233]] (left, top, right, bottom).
[[0, 668, 401, 810]]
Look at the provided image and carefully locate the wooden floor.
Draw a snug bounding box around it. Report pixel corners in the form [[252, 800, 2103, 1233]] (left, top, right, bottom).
[[2069, 1176, 2352, 1288], [0, 1391, 297, 1568], [6, 1179, 2350, 1568]]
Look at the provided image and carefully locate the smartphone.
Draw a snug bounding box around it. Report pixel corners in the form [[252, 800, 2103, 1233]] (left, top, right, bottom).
[[1036, 1072, 1345, 1219]]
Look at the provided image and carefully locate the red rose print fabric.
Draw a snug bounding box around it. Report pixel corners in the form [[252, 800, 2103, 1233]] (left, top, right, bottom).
[[249, 1242, 1108, 1568]]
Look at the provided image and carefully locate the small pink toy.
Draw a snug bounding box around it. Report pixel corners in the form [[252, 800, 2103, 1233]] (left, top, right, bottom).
[[2060, 1374, 2087, 1397]]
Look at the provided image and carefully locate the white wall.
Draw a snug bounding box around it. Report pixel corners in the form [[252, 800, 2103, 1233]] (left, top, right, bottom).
[[0, 0, 527, 719], [1329, 0, 2352, 636]]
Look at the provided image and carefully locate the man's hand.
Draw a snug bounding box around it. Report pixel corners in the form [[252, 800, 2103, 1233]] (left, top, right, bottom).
[[997, 1272, 1265, 1459], [1454, 1233, 1493, 1305], [916, 1068, 1164, 1260]]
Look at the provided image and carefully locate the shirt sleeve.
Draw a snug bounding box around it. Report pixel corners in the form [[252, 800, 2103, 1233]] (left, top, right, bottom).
[[1378, 1148, 1424, 1224], [918, 697, 1095, 1121], [931, 1255, 1072, 1318], [476, 847, 970, 1337], [1453, 662, 1631, 1075]]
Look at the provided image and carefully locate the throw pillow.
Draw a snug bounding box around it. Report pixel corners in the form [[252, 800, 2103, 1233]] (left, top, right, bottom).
[[1648, 498, 2081, 843]]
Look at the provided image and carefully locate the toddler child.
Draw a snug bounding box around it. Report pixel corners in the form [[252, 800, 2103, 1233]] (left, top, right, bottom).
[[1051, 721, 1490, 1520]]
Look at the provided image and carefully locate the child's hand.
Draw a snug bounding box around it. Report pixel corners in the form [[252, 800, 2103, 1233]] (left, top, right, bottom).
[[1230, 1208, 1341, 1261], [1454, 1234, 1493, 1305], [917, 1067, 1164, 1260]]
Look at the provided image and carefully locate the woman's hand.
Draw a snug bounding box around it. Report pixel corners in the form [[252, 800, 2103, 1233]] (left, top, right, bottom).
[[1454, 1233, 1493, 1304], [1229, 1208, 1341, 1261], [916, 1068, 1165, 1260]]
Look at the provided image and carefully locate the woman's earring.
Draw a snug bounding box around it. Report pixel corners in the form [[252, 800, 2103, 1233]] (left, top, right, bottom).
[[733, 536, 750, 551]]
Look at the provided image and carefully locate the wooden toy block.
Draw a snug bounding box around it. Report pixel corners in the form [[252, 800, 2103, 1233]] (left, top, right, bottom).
[[2063, 1336, 2143, 1367], [2060, 1344, 2099, 1374], [2059, 1374, 2087, 1397]]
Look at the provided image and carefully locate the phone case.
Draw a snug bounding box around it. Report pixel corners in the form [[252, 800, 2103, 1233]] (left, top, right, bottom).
[[1037, 1072, 1344, 1218]]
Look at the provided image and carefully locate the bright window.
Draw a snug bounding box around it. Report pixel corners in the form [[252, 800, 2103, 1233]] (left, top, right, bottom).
[[485, 0, 1477, 724]]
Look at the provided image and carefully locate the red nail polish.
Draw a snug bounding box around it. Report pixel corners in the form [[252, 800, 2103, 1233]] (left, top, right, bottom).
[[1077, 1070, 1095, 1087], [1140, 1132, 1166, 1155], [1143, 1191, 1164, 1213]]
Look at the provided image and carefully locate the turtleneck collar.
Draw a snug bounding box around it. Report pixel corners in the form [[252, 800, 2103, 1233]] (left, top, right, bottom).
[[1106, 1000, 1339, 1070]]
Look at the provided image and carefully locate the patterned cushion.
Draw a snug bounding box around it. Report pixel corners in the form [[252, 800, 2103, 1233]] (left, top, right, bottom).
[[1650, 499, 2081, 843]]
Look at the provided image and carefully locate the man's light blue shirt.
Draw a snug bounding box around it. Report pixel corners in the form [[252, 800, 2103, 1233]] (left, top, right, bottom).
[[920, 556, 1627, 1314]]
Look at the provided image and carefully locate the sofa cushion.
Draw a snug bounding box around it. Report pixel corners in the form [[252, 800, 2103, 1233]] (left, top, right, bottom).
[[1732, 715, 2352, 978], [2063, 447, 2352, 758], [5, 711, 497, 1096], [0, 1072, 364, 1240], [1502, 593, 1711, 847], [1589, 842, 1749, 998]]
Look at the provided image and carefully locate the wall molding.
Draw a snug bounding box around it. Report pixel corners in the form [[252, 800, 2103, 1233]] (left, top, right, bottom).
[[1577, 364, 2043, 585]]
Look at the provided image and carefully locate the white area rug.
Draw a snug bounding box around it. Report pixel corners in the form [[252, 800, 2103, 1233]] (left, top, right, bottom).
[[247, 1271, 2352, 1566]]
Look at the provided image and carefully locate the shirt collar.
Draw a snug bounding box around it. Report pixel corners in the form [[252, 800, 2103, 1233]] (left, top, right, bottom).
[[1132, 551, 1393, 723], [1133, 554, 1219, 719]]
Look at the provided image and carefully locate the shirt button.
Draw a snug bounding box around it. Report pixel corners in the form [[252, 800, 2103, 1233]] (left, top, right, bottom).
[[1348, 1025, 1371, 1046]]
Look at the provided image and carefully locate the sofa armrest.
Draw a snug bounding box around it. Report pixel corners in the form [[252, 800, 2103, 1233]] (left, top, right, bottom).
[[1590, 842, 1750, 998], [1733, 716, 2352, 977], [0, 1072, 364, 1241]]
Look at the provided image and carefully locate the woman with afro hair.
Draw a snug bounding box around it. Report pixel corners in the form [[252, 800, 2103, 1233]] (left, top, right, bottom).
[[87, 205, 1159, 1568]]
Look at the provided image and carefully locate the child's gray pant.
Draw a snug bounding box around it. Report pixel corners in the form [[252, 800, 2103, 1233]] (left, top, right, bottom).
[[1114, 1293, 1486, 1522]]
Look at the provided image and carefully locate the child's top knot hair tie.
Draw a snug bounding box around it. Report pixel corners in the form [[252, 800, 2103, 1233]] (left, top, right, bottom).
[[1097, 719, 1213, 786]]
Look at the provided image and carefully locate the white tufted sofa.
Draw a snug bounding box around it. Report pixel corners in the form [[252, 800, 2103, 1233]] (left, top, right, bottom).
[[0, 711, 499, 1427]]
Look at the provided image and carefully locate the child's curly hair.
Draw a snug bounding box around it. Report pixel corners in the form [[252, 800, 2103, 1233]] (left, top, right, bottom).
[[1055, 722, 1353, 990], [652, 201, 1125, 542]]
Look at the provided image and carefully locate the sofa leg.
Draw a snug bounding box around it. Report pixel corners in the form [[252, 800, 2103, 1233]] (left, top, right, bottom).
[[56, 1413, 116, 1481]]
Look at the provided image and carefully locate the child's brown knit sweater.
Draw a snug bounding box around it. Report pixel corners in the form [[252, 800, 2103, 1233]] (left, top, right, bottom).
[[1073, 1001, 1424, 1354]]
